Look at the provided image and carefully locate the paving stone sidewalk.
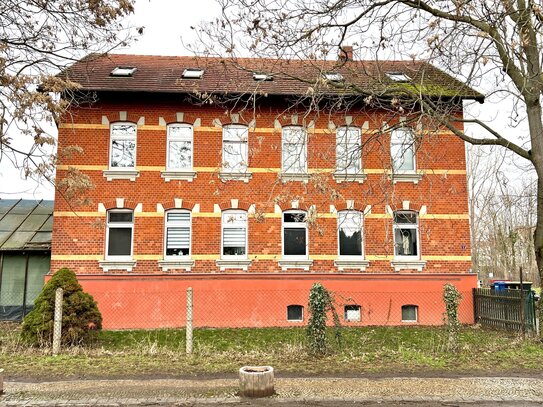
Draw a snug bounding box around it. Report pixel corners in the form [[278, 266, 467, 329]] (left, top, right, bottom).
[[1, 377, 543, 406]]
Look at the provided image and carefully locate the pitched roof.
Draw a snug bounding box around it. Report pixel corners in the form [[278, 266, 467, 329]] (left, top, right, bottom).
[[61, 53, 483, 101], [0, 199, 53, 251]]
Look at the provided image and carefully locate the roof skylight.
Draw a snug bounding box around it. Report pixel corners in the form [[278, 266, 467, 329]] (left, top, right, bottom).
[[253, 72, 273, 81], [182, 68, 205, 79], [386, 72, 411, 82], [323, 72, 344, 82], [110, 66, 137, 77]]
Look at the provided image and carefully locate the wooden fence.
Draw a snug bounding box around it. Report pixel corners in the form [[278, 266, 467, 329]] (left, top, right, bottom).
[[473, 288, 538, 334]]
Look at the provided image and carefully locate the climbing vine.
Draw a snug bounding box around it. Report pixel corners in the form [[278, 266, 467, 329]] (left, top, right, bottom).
[[306, 282, 342, 356], [443, 283, 462, 353]]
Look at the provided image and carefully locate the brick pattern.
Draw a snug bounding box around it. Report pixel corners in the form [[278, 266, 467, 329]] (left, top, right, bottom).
[[52, 96, 471, 275]]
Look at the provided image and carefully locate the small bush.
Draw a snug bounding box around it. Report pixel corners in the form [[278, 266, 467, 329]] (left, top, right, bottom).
[[21, 268, 102, 347], [443, 283, 462, 353], [306, 282, 341, 356]]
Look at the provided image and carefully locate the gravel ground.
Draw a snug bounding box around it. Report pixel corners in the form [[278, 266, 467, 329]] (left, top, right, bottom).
[[1, 377, 543, 406]]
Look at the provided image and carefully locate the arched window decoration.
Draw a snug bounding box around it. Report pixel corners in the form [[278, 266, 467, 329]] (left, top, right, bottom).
[[222, 125, 249, 172], [287, 305, 304, 321], [282, 210, 308, 258], [393, 211, 419, 258], [164, 210, 191, 258], [338, 210, 363, 258], [106, 209, 134, 259], [221, 210, 248, 257], [282, 126, 307, 174], [166, 124, 193, 170], [391, 128, 415, 172]]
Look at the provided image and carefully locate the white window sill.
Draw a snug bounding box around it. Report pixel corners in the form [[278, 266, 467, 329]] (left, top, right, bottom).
[[280, 172, 311, 183], [216, 258, 252, 271], [158, 259, 194, 272], [161, 170, 197, 182], [218, 171, 253, 183], [99, 259, 137, 272], [278, 259, 313, 271], [103, 169, 140, 181], [333, 172, 367, 184], [389, 172, 423, 184], [391, 259, 427, 272], [334, 259, 370, 271]]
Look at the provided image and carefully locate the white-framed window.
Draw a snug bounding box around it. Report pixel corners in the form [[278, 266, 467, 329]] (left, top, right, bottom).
[[282, 126, 307, 174], [393, 211, 420, 259], [338, 210, 363, 258], [110, 123, 137, 169], [336, 127, 361, 174], [164, 210, 191, 258], [221, 210, 248, 258], [391, 128, 416, 172], [344, 305, 361, 322], [166, 124, 193, 170], [106, 210, 134, 260], [401, 305, 418, 322], [282, 210, 308, 258], [222, 125, 248, 172], [287, 305, 304, 321]]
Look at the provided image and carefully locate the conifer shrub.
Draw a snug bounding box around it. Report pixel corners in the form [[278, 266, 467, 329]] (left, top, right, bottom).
[[21, 268, 102, 347]]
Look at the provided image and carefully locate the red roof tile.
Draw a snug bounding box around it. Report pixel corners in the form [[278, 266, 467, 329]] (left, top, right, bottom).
[[60, 53, 483, 101]]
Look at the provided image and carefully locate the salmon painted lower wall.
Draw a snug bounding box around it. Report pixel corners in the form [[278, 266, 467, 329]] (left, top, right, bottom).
[[53, 273, 478, 329]]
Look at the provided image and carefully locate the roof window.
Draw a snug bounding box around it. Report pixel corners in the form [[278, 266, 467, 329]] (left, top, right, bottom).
[[253, 72, 273, 81], [386, 72, 411, 82], [323, 72, 344, 82], [182, 68, 205, 79], [110, 66, 137, 77]]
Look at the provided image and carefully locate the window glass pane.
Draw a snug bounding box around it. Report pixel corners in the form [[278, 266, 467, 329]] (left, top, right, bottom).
[[111, 124, 136, 137], [394, 228, 418, 256], [168, 126, 191, 140], [166, 227, 190, 256], [223, 212, 247, 226], [223, 126, 248, 141], [223, 141, 248, 171], [402, 305, 418, 321], [284, 212, 305, 223], [336, 128, 361, 173], [168, 140, 192, 169], [283, 141, 305, 173], [109, 212, 133, 223], [167, 212, 190, 223], [108, 227, 132, 256], [284, 228, 306, 255], [111, 139, 136, 168], [0, 254, 25, 307], [287, 305, 303, 321], [344, 305, 361, 321], [339, 212, 362, 256], [391, 129, 415, 172], [394, 213, 417, 224], [25, 253, 50, 306]]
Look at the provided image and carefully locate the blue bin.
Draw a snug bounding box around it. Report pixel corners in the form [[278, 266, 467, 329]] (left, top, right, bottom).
[[493, 281, 507, 291]]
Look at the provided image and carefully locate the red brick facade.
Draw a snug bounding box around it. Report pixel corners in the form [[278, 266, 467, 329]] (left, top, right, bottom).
[[51, 69, 476, 328]]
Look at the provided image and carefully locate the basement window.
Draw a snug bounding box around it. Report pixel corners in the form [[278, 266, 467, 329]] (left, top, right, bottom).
[[253, 72, 273, 81], [386, 72, 411, 82], [323, 72, 344, 82], [287, 305, 304, 322], [401, 305, 418, 322], [344, 305, 361, 322], [182, 68, 204, 79], [110, 66, 137, 77]]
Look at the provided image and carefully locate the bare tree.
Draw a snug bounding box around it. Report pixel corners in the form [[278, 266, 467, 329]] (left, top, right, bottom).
[[194, 0, 543, 290], [0, 0, 136, 197]]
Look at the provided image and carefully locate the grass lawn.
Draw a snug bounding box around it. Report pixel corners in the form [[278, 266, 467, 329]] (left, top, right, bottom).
[[1, 323, 542, 379]]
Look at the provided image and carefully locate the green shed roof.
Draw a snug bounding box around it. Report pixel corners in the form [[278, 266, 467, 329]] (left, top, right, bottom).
[[0, 199, 53, 251]]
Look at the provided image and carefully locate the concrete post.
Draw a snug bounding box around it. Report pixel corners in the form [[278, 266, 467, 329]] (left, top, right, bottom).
[[186, 287, 193, 355], [52, 287, 63, 356]]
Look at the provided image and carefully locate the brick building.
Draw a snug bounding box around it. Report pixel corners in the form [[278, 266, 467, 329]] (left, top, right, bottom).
[[52, 53, 481, 329]]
